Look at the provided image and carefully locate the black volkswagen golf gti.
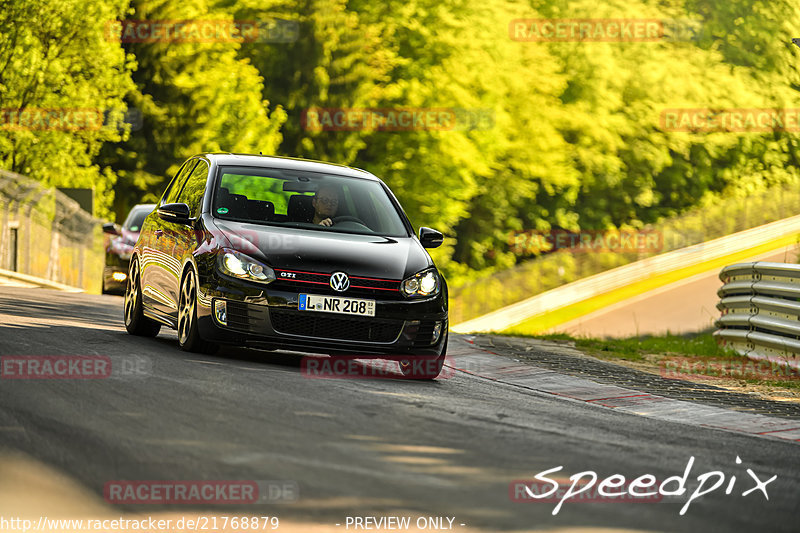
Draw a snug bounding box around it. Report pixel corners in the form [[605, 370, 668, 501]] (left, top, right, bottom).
[[125, 153, 448, 378]]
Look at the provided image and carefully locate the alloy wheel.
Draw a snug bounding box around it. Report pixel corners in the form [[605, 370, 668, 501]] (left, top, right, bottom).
[[124, 261, 139, 327], [178, 271, 196, 345]]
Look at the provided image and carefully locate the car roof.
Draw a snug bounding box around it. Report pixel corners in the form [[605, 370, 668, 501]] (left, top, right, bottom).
[[197, 153, 378, 181]]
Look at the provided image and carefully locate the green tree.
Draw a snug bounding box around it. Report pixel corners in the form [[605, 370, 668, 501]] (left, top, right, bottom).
[[229, 0, 396, 163], [0, 0, 134, 219], [349, 0, 578, 276], [101, 0, 286, 220]]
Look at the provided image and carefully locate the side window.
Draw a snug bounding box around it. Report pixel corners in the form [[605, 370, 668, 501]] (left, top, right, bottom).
[[162, 160, 198, 205], [178, 160, 209, 217]]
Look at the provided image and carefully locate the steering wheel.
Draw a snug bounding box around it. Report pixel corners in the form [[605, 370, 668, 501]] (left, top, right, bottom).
[[331, 215, 367, 226]]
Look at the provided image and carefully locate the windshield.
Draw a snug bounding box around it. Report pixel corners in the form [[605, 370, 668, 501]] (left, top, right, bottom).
[[123, 205, 154, 232], [212, 166, 409, 237]]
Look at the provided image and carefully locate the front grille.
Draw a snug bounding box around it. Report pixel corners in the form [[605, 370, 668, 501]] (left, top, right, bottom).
[[270, 310, 403, 343], [272, 280, 403, 300], [272, 269, 403, 300]]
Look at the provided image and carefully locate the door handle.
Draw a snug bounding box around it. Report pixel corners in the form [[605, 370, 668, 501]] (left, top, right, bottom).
[[154, 229, 164, 238]]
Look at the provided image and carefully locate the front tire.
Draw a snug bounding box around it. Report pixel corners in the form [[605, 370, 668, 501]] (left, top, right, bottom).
[[178, 269, 218, 354], [124, 258, 161, 337]]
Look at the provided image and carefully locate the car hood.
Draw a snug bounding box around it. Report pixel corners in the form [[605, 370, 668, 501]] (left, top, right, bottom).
[[213, 220, 431, 280]]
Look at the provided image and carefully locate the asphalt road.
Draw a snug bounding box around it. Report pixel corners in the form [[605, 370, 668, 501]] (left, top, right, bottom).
[[1, 286, 798, 532]]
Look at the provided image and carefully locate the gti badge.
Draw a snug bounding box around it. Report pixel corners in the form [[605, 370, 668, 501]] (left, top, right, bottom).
[[329, 271, 350, 292]]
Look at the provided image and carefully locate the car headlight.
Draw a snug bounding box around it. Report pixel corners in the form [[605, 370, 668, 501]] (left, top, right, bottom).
[[401, 268, 440, 297], [218, 249, 276, 284]]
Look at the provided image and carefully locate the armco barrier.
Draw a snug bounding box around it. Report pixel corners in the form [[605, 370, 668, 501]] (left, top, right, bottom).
[[0, 169, 104, 292], [715, 262, 800, 371]]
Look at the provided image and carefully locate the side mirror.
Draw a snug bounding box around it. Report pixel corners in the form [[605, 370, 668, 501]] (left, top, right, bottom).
[[102, 222, 121, 236], [419, 227, 444, 249], [158, 203, 192, 224]]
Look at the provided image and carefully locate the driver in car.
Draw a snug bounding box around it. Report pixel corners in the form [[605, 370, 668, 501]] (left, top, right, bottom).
[[312, 184, 340, 226]]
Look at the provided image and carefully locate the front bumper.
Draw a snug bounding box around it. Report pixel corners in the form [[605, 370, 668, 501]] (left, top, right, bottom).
[[195, 271, 448, 356]]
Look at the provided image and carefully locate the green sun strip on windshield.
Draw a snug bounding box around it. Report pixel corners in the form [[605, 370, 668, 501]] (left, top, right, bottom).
[[219, 174, 313, 215]]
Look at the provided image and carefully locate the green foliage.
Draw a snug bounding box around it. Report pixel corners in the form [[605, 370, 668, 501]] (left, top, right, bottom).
[[98, 0, 286, 220], [0, 0, 134, 219], [229, 0, 395, 164]]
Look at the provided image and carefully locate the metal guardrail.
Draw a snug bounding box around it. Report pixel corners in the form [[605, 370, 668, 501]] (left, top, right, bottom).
[[715, 261, 800, 371]]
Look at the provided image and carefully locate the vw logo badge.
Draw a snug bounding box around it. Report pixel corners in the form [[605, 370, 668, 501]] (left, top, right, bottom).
[[329, 271, 350, 292]]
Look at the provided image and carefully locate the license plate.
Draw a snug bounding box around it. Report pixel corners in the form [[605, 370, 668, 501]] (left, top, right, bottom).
[[298, 294, 375, 317]]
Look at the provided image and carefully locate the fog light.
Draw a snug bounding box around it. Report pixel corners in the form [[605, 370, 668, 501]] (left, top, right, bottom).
[[214, 300, 227, 326], [112, 272, 127, 282], [432, 321, 443, 344]]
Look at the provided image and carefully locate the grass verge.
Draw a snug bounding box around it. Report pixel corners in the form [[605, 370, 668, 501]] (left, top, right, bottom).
[[498, 331, 800, 401]]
